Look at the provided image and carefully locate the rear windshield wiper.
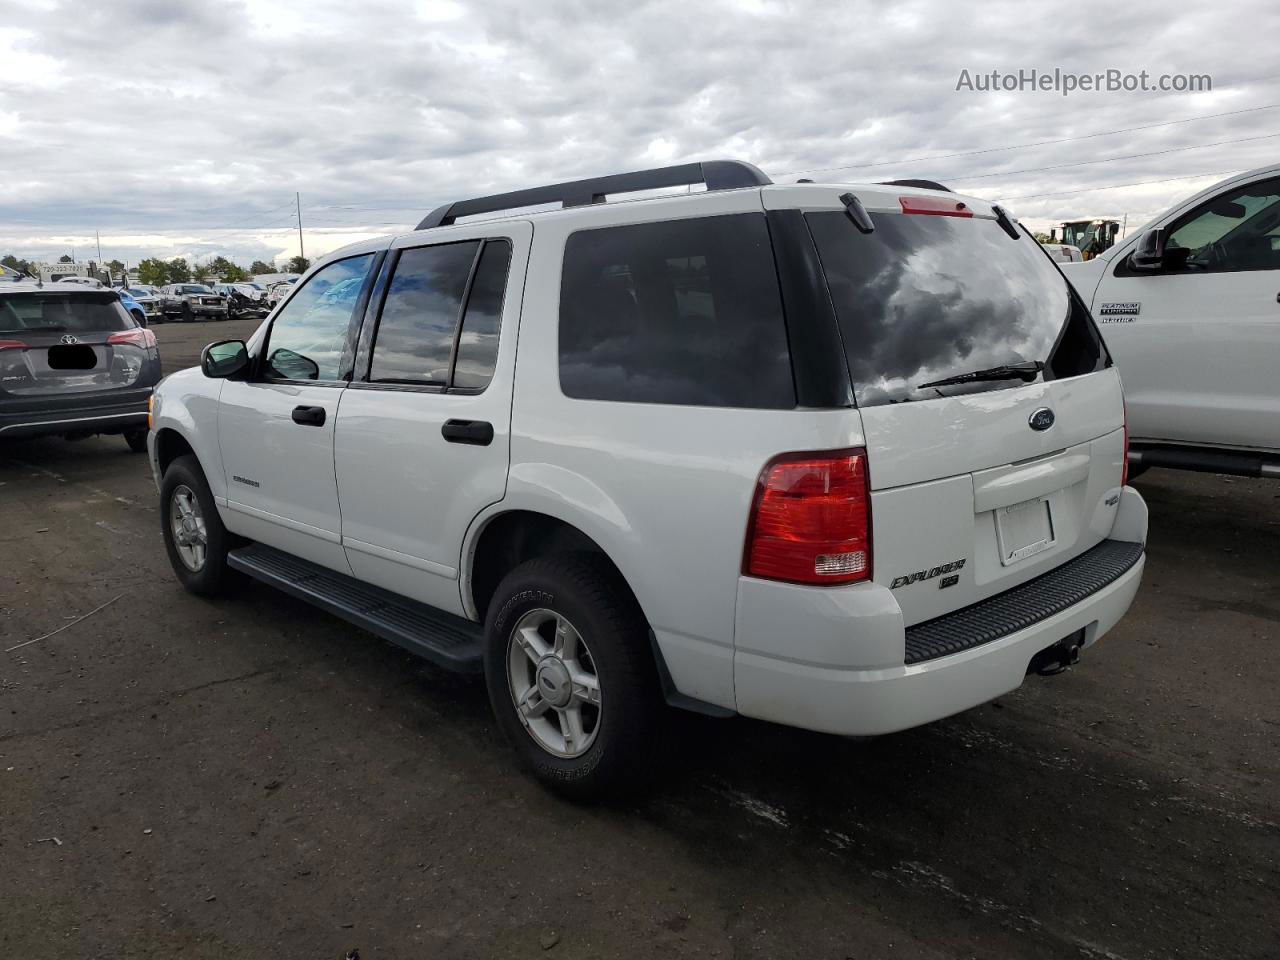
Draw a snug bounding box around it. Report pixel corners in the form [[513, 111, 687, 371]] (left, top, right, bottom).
[[918, 360, 1043, 390]]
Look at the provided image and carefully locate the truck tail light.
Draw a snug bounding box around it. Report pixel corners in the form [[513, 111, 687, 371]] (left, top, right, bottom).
[[108, 328, 157, 350], [744, 449, 872, 586], [1121, 404, 1130, 486]]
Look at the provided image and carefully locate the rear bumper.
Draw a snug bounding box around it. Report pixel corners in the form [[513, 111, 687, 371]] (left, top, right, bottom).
[[731, 489, 1148, 737], [0, 400, 149, 439]]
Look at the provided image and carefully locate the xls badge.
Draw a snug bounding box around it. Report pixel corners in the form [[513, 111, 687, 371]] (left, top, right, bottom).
[[1098, 302, 1141, 323]]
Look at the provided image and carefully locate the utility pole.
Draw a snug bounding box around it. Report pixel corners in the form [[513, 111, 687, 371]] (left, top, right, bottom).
[[296, 192, 304, 266], [1120, 213, 1128, 240], [95, 230, 103, 262]]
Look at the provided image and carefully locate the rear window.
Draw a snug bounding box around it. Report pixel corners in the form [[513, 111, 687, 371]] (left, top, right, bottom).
[[807, 212, 1108, 406], [0, 292, 133, 333], [559, 214, 795, 409]]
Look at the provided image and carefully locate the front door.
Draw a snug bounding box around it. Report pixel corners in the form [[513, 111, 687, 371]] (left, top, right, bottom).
[[333, 223, 531, 615], [218, 251, 380, 571], [1094, 176, 1280, 451]]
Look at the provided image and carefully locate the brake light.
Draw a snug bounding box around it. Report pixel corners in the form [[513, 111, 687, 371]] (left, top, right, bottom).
[[0, 339, 25, 350], [1121, 405, 1130, 486], [899, 195, 973, 218], [745, 449, 872, 586], [108, 328, 157, 350]]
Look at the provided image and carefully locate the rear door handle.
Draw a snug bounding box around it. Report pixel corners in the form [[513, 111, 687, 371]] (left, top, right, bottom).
[[441, 419, 493, 446], [291, 405, 326, 426]]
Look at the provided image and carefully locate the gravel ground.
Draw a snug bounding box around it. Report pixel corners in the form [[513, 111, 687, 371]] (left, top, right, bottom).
[[1, 316, 1277, 959]]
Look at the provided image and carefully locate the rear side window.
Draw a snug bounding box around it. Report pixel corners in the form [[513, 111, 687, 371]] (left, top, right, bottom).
[[807, 212, 1108, 406], [558, 214, 794, 409], [368, 238, 512, 390], [0, 292, 132, 333]]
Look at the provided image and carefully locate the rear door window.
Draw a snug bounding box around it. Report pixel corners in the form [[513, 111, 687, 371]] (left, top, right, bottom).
[[807, 211, 1107, 407], [558, 214, 795, 409]]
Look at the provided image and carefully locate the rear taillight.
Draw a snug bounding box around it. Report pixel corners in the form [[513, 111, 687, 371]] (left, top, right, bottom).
[[108, 328, 157, 350], [1121, 405, 1130, 486], [745, 449, 872, 586], [0, 339, 26, 350]]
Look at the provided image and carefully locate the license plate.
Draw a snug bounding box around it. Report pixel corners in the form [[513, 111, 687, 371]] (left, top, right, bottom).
[[995, 497, 1055, 566]]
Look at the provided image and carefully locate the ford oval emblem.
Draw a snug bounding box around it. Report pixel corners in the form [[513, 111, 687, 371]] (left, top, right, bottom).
[[1029, 407, 1055, 431]]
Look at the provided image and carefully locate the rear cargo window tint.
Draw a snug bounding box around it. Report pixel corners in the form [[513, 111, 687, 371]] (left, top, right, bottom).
[[559, 214, 794, 409], [0, 293, 131, 333], [807, 212, 1107, 407]]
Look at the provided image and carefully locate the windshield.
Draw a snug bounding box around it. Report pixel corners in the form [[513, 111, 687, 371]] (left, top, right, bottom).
[[807, 211, 1108, 406], [127, 288, 151, 297], [0, 291, 133, 333], [180, 285, 213, 294]]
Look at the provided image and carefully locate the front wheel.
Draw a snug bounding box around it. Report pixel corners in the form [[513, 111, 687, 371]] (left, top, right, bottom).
[[160, 454, 239, 596], [483, 555, 662, 800], [181, 302, 193, 323]]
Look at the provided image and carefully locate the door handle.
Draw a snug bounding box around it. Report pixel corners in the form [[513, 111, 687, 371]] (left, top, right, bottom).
[[441, 418, 493, 446], [291, 405, 326, 426]]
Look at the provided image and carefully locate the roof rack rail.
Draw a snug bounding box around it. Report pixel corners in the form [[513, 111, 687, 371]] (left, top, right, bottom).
[[416, 160, 772, 230], [880, 178, 952, 192]]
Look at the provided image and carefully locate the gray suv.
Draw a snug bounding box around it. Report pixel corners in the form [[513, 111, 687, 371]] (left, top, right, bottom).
[[0, 282, 161, 451]]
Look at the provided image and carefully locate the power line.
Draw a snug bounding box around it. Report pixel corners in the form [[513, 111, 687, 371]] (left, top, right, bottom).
[[777, 102, 1280, 178], [948, 131, 1280, 183], [997, 168, 1243, 202]]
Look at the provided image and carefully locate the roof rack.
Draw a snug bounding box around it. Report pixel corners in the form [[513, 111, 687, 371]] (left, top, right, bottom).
[[880, 178, 952, 192], [416, 160, 771, 230]]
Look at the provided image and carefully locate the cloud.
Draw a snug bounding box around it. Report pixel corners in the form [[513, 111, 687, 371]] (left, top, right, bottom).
[[0, 0, 1277, 266]]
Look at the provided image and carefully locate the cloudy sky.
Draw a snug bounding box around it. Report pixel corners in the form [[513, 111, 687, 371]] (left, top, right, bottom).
[[1, 0, 1277, 269]]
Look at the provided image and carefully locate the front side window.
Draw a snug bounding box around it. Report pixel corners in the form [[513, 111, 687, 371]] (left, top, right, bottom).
[[1161, 178, 1280, 274], [558, 214, 794, 409], [264, 254, 373, 381]]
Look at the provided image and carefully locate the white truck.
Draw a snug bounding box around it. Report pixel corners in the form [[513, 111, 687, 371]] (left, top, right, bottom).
[[1062, 164, 1280, 479], [147, 161, 1147, 797]]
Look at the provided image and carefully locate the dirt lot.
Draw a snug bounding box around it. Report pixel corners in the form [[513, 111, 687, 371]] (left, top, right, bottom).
[[2, 317, 1277, 960]]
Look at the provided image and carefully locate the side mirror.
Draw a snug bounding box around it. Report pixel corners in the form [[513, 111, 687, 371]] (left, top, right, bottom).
[[1129, 228, 1166, 271], [201, 339, 250, 379]]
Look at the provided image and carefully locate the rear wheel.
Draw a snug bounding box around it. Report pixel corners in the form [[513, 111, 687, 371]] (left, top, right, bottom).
[[160, 454, 239, 596], [483, 555, 662, 800], [123, 428, 148, 453]]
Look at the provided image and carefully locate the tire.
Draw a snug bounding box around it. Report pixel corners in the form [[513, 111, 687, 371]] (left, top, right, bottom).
[[160, 454, 239, 597], [131, 309, 146, 327], [123, 428, 148, 453], [181, 302, 193, 323], [483, 554, 662, 800]]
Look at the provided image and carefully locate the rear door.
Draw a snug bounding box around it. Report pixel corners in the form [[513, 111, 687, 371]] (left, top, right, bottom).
[[0, 290, 157, 415], [332, 223, 530, 616], [217, 252, 380, 572], [785, 187, 1123, 626]]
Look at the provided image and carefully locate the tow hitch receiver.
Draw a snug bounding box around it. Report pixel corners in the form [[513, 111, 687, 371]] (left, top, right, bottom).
[[1028, 630, 1084, 677]]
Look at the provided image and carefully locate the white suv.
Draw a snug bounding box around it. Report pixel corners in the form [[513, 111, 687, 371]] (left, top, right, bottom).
[[1063, 164, 1280, 479], [147, 161, 1148, 797]]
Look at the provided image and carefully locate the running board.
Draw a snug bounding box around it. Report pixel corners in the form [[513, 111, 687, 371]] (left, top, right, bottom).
[[1130, 444, 1280, 479], [227, 544, 483, 673]]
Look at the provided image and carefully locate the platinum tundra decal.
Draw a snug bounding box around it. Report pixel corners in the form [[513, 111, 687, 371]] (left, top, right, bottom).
[[1098, 302, 1141, 322], [891, 558, 966, 589]]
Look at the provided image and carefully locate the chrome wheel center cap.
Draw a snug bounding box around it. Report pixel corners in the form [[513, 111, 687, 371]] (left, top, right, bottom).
[[535, 657, 572, 708]]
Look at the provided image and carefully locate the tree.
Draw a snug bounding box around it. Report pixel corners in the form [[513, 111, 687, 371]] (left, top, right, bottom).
[[286, 255, 310, 274], [249, 260, 274, 275], [209, 256, 248, 283], [58, 254, 74, 263], [1, 254, 32, 275], [105, 259, 126, 279], [192, 263, 212, 283], [1032, 231, 1052, 244], [136, 258, 170, 285], [167, 258, 191, 283]]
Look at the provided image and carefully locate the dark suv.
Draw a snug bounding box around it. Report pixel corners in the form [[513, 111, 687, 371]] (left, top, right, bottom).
[[0, 283, 161, 451]]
